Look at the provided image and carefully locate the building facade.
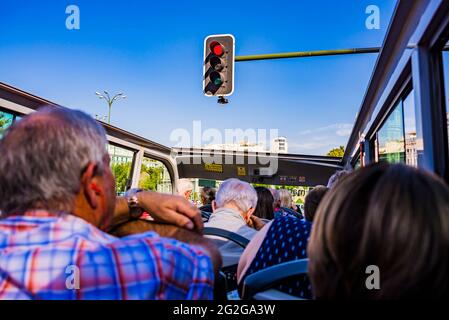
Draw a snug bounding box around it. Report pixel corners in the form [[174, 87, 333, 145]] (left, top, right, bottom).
[[271, 137, 288, 154]]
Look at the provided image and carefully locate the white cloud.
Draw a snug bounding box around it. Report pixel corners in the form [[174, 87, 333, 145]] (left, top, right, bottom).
[[289, 141, 330, 150], [336, 127, 353, 137], [298, 123, 353, 137], [289, 123, 353, 155]]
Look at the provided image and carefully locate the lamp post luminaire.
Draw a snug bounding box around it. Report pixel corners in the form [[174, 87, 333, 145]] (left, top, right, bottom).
[[95, 91, 126, 124]]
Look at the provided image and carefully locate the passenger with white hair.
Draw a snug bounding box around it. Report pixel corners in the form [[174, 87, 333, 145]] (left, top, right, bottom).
[[177, 178, 194, 201], [205, 179, 264, 267], [278, 189, 303, 218], [272, 188, 302, 219], [327, 169, 352, 189]]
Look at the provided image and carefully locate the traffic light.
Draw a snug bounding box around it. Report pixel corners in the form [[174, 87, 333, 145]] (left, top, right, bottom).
[[203, 34, 235, 97]]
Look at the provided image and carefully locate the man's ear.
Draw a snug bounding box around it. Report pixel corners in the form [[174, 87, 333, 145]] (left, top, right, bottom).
[[245, 207, 256, 222], [212, 200, 217, 212], [81, 162, 102, 210]]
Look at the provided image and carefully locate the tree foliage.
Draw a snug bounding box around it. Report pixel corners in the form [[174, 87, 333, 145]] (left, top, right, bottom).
[[327, 146, 345, 157], [111, 162, 131, 194], [139, 165, 164, 191], [0, 112, 13, 136]]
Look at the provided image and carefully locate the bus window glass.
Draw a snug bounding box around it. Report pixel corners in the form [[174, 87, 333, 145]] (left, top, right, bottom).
[[377, 101, 405, 164], [403, 90, 422, 167], [442, 41, 449, 156], [354, 155, 361, 169], [0, 111, 14, 138], [108, 144, 135, 195], [139, 157, 172, 194]]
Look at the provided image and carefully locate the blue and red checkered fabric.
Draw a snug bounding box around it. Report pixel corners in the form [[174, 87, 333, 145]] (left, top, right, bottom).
[[0, 211, 214, 300]]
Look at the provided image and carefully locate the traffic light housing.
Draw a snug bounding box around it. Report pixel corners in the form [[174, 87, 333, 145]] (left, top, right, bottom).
[[203, 34, 235, 97]]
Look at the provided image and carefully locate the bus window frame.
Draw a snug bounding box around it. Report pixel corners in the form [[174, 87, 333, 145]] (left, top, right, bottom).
[[345, 1, 449, 183], [107, 142, 137, 194], [411, 3, 449, 181]]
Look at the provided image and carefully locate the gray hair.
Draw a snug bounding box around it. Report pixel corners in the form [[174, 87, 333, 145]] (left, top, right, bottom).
[[177, 178, 193, 195], [270, 188, 280, 202], [279, 189, 293, 208], [215, 178, 257, 212], [327, 170, 352, 189], [0, 106, 108, 215]]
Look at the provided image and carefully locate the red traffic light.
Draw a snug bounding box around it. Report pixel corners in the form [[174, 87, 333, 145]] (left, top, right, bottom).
[[203, 34, 235, 97], [210, 41, 224, 57]]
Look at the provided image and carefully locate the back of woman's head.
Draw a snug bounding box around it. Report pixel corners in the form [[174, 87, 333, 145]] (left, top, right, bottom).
[[279, 189, 293, 208], [201, 187, 216, 205], [308, 163, 449, 299], [304, 186, 328, 222], [254, 187, 275, 220]]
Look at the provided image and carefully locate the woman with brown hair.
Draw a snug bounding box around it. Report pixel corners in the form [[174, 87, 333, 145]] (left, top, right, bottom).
[[253, 187, 275, 220], [308, 163, 449, 299], [303, 185, 328, 223]]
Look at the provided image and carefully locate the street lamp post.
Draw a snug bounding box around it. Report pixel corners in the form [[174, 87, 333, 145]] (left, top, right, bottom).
[[95, 91, 126, 124]]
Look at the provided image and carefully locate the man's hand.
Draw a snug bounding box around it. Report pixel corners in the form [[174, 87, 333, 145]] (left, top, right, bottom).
[[138, 192, 203, 232], [248, 215, 266, 231]]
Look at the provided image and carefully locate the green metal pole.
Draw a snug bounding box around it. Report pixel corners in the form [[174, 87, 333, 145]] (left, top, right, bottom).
[[235, 47, 381, 62]]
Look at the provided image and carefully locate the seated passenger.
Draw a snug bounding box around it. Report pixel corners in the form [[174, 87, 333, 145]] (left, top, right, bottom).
[[177, 178, 194, 201], [279, 188, 302, 215], [270, 188, 280, 208], [273, 189, 302, 219], [326, 169, 351, 189], [270, 189, 285, 218], [303, 186, 328, 223], [205, 179, 263, 267], [237, 216, 312, 299], [0, 107, 220, 300], [236, 186, 329, 298], [253, 187, 275, 221], [308, 163, 449, 299], [199, 186, 216, 213]]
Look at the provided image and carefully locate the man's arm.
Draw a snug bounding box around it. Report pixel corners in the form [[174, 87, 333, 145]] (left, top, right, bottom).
[[111, 220, 222, 275], [109, 196, 131, 230], [110, 191, 203, 232]]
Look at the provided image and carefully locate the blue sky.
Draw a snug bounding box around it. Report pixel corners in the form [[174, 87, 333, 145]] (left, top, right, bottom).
[[0, 0, 397, 155]]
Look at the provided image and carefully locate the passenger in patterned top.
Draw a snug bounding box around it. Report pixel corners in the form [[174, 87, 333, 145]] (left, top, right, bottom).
[[0, 106, 220, 300], [237, 216, 312, 299]]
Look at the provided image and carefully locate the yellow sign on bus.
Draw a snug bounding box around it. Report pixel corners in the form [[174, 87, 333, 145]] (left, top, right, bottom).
[[237, 166, 246, 176], [205, 163, 223, 173]]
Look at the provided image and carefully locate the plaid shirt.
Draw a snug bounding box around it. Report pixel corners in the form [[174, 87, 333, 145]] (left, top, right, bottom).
[[0, 211, 214, 300]]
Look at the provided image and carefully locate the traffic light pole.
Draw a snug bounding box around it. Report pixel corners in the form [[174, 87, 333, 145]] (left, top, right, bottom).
[[235, 47, 381, 62], [235, 46, 449, 62], [210, 44, 448, 103]]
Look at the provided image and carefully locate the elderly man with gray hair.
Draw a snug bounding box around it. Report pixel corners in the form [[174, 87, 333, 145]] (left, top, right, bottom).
[[205, 179, 264, 267], [177, 178, 194, 201], [0, 106, 220, 300]]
